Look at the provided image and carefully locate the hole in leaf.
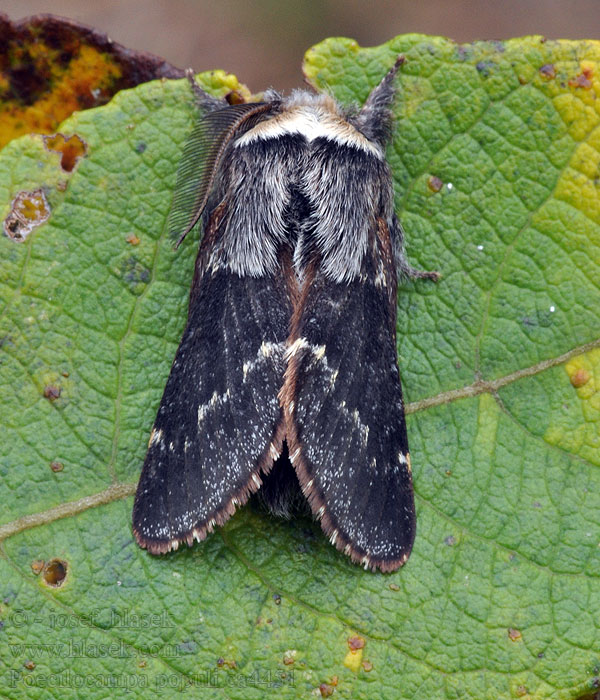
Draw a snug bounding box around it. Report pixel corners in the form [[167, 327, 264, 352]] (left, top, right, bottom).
[[3, 189, 50, 242], [42, 559, 68, 587], [43, 133, 88, 171]]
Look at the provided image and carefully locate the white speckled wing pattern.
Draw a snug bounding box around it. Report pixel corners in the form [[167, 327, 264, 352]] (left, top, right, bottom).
[[132, 252, 290, 554], [282, 218, 415, 572]]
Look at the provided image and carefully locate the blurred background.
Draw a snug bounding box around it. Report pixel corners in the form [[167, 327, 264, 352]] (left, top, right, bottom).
[[3, 0, 600, 92]]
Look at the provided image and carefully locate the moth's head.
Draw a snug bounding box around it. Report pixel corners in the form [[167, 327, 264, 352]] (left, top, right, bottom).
[[280, 89, 340, 114]]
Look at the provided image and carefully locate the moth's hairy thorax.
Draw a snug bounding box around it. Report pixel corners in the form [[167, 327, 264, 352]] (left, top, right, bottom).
[[210, 93, 396, 283]]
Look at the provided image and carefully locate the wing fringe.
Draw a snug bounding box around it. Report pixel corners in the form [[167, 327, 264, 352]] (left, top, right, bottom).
[[133, 421, 287, 555]]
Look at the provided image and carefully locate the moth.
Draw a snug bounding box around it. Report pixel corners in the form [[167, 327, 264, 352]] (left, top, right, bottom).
[[132, 56, 439, 572]]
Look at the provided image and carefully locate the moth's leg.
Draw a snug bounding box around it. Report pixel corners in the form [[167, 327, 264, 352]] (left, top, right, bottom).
[[398, 259, 442, 282], [391, 215, 441, 282]]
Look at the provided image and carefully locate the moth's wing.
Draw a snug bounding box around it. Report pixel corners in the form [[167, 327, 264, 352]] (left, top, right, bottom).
[[287, 218, 415, 572], [133, 223, 289, 554]]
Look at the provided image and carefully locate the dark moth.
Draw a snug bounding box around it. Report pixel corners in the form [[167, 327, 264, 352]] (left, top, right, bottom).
[[132, 57, 439, 572]]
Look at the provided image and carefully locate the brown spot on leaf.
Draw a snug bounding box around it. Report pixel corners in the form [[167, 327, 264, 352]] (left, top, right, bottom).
[[569, 67, 593, 89], [42, 559, 68, 587], [539, 63, 556, 79], [225, 90, 246, 105], [43, 133, 87, 171], [516, 685, 527, 697], [319, 684, 334, 698], [362, 660, 373, 672], [389, 583, 400, 591], [24, 660, 36, 670], [348, 635, 365, 651], [0, 13, 185, 148], [31, 560, 44, 575], [50, 460, 64, 472], [273, 593, 281, 605], [508, 627, 522, 642], [283, 650, 296, 665], [570, 368, 590, 388], [43, 384, 61, 400], [125, 233, 140, 246], [3, 189, 50, 242], [428, 175, 443, 192]]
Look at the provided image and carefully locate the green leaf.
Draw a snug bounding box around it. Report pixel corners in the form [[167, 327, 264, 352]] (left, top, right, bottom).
[[1, 35, 599, 699]]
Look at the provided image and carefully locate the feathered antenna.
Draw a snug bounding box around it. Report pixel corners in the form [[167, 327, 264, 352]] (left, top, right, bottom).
[[352, 55, 405, 146]]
